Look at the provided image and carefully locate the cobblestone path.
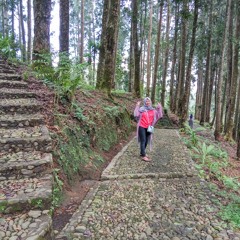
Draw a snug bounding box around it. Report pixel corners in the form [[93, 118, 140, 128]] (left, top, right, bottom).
[[57, 129, 240, 240], [0, 59, 53, 239]]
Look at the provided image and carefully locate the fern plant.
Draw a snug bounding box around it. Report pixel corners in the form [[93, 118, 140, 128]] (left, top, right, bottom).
[[32, 52, 87, 103], [0, 34, 18, 59], [192, 142, 215, 164]]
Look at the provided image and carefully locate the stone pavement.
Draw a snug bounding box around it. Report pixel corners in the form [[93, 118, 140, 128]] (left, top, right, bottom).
[[56, 129, 240, 240]]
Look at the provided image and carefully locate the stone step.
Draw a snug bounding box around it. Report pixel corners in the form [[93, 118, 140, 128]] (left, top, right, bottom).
[[0, 210, 53, 239], [0, 73, 21, 80], [0, 152, 52, 180], [0, 62, 18, 68], [0, 67, 16, 74], [0, 125, 52, 153], [0, 98, 41, 115], [0, 79, 27, 89], [0, 113, 44, 128], [0, 88, 37, 99], [0, 174, 52, 214]]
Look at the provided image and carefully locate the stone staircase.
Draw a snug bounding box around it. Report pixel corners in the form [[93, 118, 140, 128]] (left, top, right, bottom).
[[0, 59, 54, 240]]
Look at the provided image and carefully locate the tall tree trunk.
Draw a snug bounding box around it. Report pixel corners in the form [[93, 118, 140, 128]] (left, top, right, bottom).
[[146, 0, 153, 96], [18, 5, 22, 55], [92, 1, 96, 85], [2, 0, 9, 37], [161, 0, 171, 107], [129, 12, 134, 93], [214, 0, 230, 141], [225, 1, 240, 141], [10, 0, 15, 39], [170, 3, 179, 112], [151, 1, 164, 104], [173, 57, 181, 113], [221, 74, 227, 130], [80, 0, 84, 63], [132, 0, 141, 98], [211, 74, 218, 127], [1, 2, 3, 36], [96, 0, 120, 97], [32, 0, 52, 61], [27, 0, 32, 62], [141, 39, 146, 93], [200, 1, 213, 125], [96, 0, 109, 89], [176, 0, 188, 115], [206, 55, 216, 122], [138, 0, 147, 96], [19, 0, 26, 61], [237, 114, 240, 158], [234, 76, 240, 140], [179, 0, 198, 127], [195, 61, 203, 120], [59, 0, 69, 59], [87, 0, 95, 85], [224, 1, 234, 133]]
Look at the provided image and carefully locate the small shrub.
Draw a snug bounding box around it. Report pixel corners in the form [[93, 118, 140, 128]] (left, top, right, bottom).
[[192, 142, 215, 164], [221, 176, 240, 191], [32, 52, 88, 103], [51, 168, 64, 213], [0, 34, 18, 59], [219, 202, 240, 228]]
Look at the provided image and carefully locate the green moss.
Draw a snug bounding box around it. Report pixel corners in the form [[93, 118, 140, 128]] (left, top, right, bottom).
[[54, 124, 103, 181], [0, 201, 7, 213], [95, 108, 132, 151], [53, 101, 133, 182], [31, 198, 44, 209]]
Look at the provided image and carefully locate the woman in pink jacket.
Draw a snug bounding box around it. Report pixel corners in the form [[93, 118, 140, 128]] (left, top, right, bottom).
[[134, 97, 163, 162]]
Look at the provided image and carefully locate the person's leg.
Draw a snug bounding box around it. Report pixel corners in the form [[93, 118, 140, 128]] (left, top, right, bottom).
[[139, 126, 147, 157], [145, 131, 151, 149]]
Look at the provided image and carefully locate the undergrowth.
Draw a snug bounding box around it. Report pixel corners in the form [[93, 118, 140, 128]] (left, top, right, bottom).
[[48, 92, 134, 211], [180, 124, 240, 229]]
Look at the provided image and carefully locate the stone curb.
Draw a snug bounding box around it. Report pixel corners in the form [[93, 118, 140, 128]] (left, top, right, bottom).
[[101, 137, 134, 179], [56, 182, 101, 239], [101, 171, 196, 181]]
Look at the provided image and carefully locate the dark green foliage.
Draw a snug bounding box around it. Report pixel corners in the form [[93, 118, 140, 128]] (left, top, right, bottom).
[[0, 34, 18, 59], [32, 53, 88, 102], [219, 194, 240, 228]]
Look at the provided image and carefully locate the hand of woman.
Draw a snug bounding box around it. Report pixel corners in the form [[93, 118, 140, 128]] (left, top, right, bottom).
[[136, 101, 141, 106], [157, 102, 162, 108]]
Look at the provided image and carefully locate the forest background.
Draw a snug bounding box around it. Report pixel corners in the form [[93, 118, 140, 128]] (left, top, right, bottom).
[[0, 0, 240, 168], [1, 0, 240, 229]]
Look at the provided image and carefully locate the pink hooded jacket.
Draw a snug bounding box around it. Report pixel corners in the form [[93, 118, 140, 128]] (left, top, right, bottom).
[[134, 102, 163, 149]]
